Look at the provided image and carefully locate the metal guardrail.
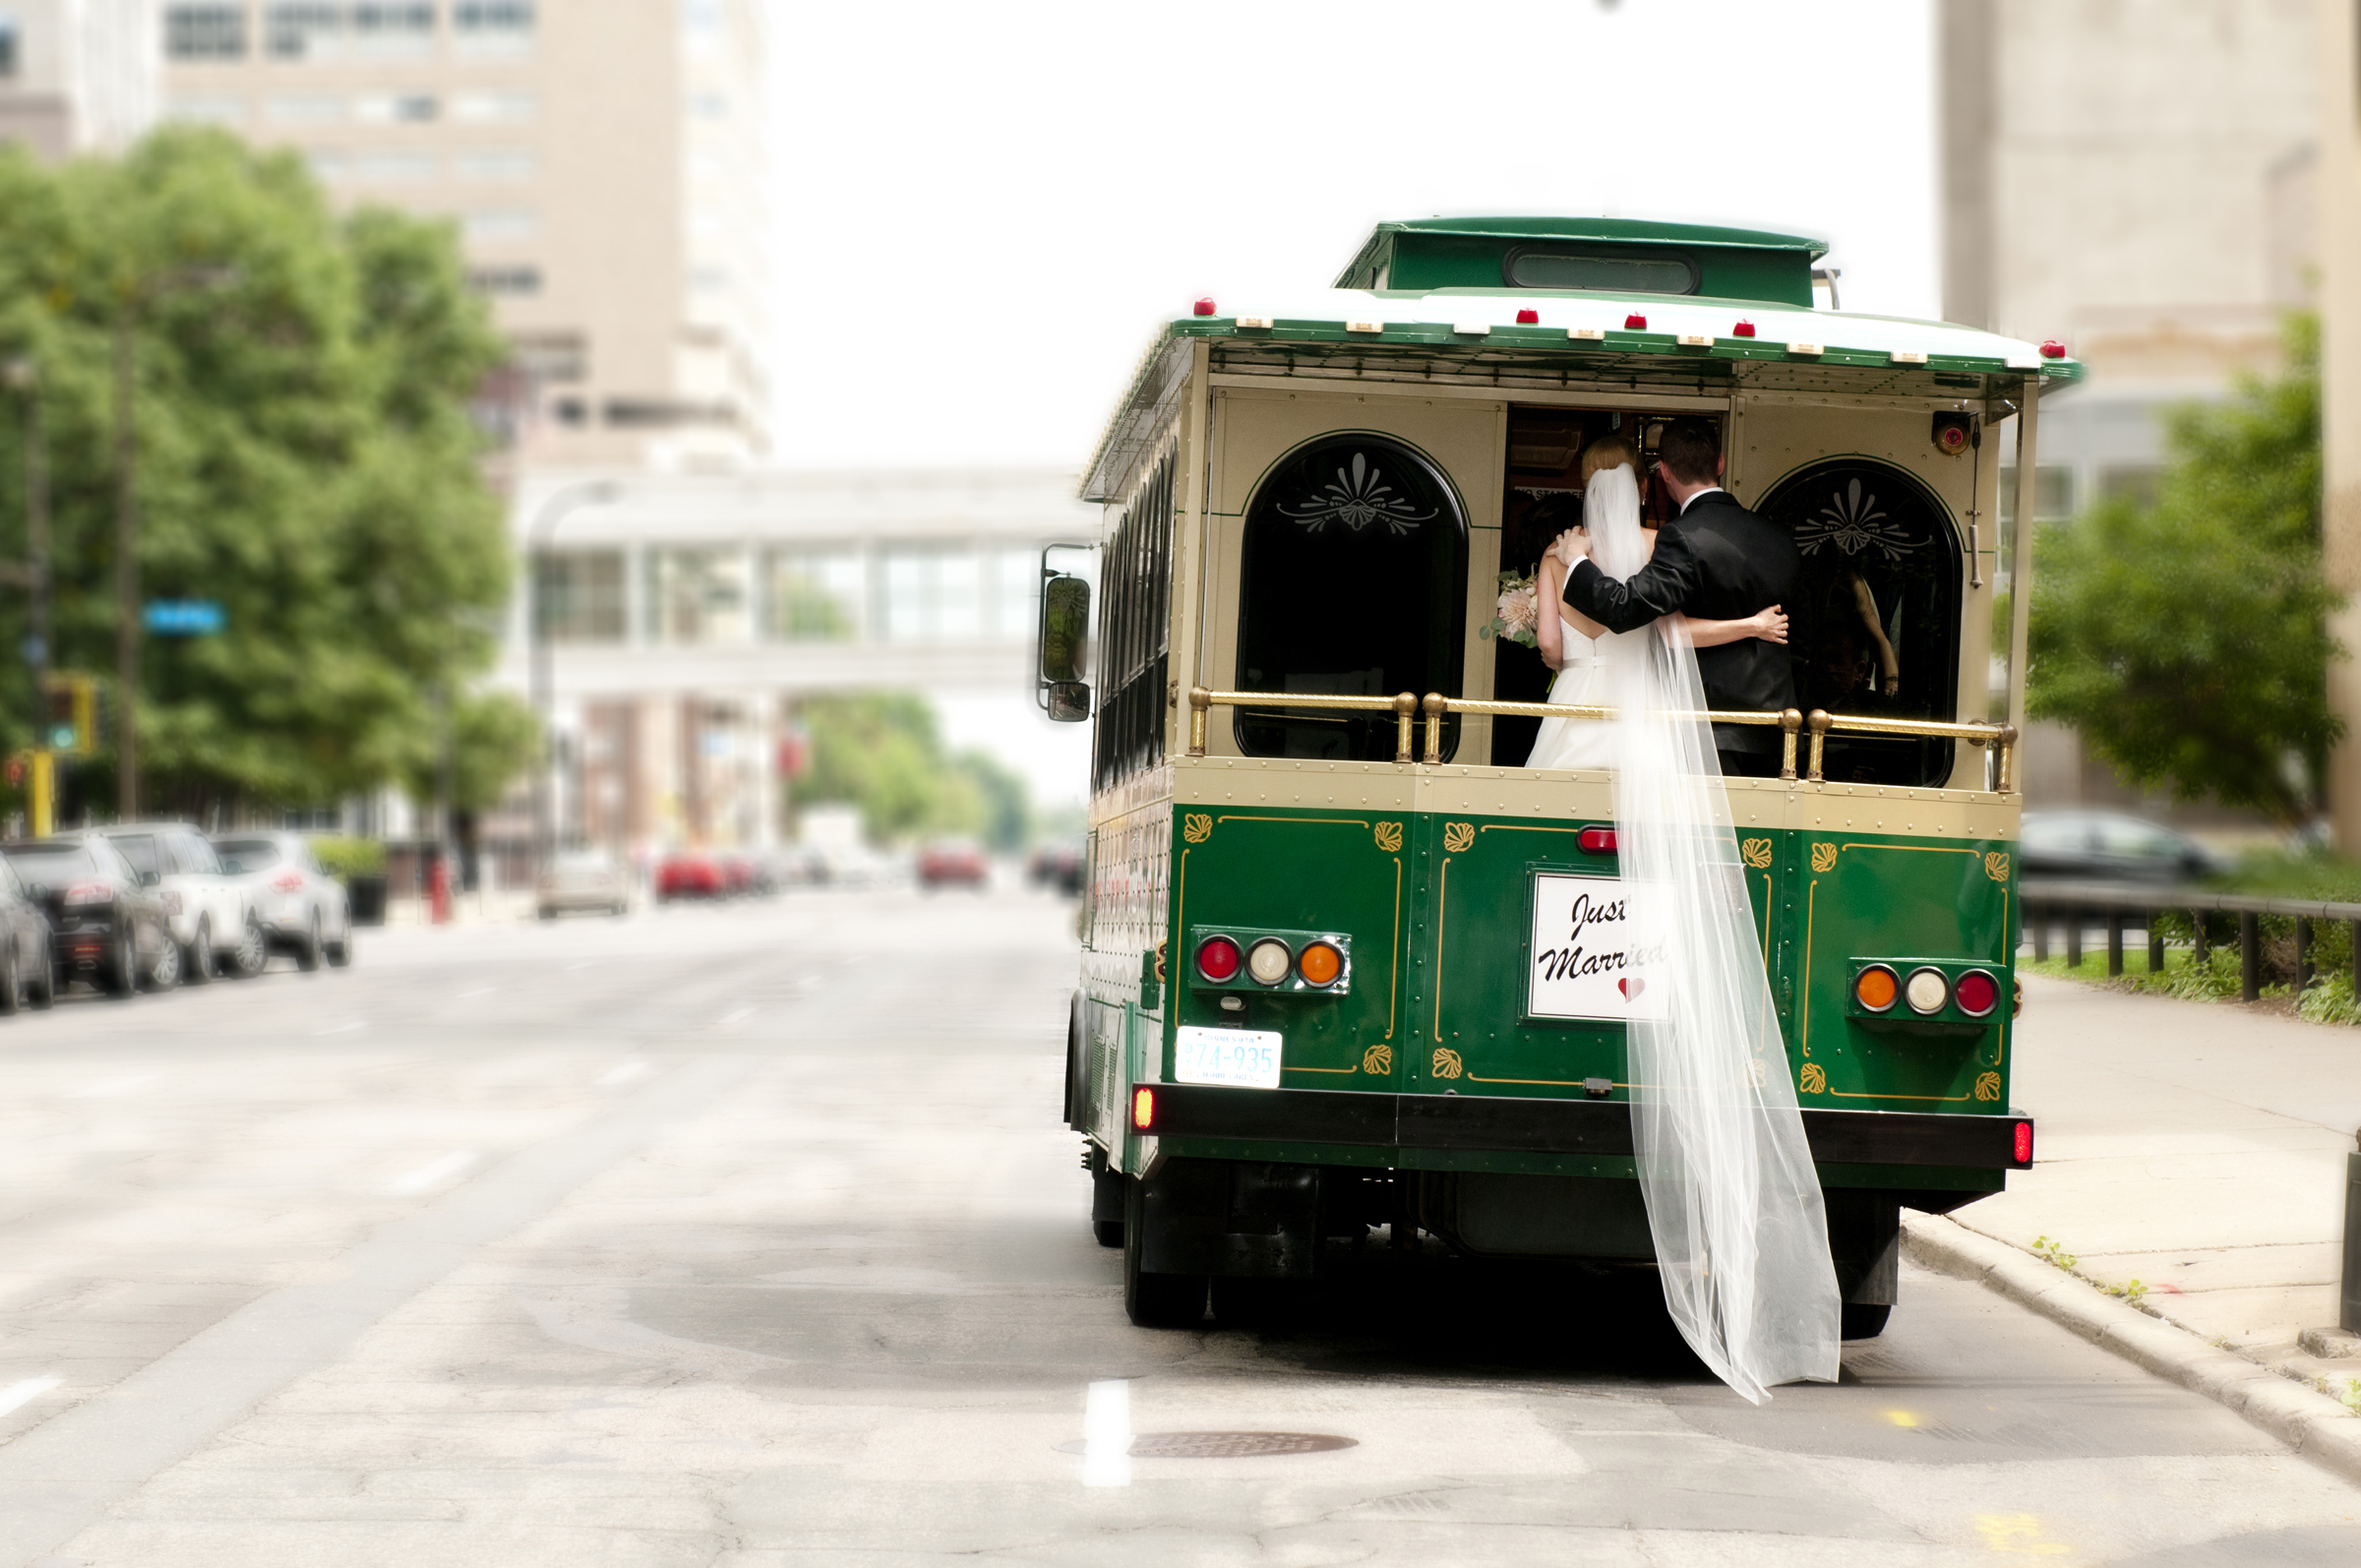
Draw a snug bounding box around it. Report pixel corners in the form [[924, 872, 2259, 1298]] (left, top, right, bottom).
[[1185, 687, 2018, 789], [2019, 877, 2361, 1006]]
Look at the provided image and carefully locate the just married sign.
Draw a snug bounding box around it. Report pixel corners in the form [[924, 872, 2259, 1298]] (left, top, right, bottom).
[[1529, 873, 1667, 1022]]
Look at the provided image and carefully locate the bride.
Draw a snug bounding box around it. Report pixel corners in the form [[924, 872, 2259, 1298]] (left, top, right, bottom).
[[1524, 438, 1787, 771], [1548, 440, 1842, 1404]]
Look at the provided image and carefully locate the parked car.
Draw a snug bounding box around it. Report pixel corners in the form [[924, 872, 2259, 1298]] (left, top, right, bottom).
[[1027, 839, 1085, 897], [917, 839, 990, 890], [2019, 811, 2221, 884], [209, 832, 354, 970], [98, 822, 262, 982], [0, 857, 54, 1010], [655, 850, 725, 901], [0, 833, 178, 996], [538, 849, 629, 919]]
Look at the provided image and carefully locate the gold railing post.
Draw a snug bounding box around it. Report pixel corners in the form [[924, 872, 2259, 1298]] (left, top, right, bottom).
[[1421, 693, 1446, 765], [1779, 708, 1801, 782], [1187, 687, 1210, 757], [1805, 709, 1831, 782], [1997, 723, 2019, 795], [1392, 692, 1417, 765]]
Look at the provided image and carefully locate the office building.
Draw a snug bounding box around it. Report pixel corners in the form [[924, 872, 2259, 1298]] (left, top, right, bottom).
[[161, 0, 770, 469], [0, 0, 159, 157]]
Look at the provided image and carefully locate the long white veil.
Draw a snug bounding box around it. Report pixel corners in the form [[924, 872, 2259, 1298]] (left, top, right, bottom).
[[1585, 463, 1841, 1404]]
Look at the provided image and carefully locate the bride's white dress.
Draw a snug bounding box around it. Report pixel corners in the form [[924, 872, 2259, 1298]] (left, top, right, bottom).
[[1525, 617, 1632, 770]]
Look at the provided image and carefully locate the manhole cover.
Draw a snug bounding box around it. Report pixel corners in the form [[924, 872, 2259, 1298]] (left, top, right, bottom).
[[1055, 1431, 1357, 1459]]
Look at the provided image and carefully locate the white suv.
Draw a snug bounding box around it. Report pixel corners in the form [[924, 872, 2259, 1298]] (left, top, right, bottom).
[[98, 824, 262, 982]]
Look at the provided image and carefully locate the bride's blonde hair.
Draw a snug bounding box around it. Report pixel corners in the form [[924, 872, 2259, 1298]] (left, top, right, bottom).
[[1579, 435, 1638, 487]]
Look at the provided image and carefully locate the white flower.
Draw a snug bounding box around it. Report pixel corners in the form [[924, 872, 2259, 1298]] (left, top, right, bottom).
[[1496, 580, 1538, 638]]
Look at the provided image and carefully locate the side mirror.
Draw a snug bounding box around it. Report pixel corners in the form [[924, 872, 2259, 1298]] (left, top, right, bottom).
[[1040, 573, 1090, 685], [1046, 681, 1092, 723], [140, 870, 161, 887]]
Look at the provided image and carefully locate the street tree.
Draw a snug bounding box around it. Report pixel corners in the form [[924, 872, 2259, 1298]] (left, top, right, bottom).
[[2028, 314, 2340, 826]]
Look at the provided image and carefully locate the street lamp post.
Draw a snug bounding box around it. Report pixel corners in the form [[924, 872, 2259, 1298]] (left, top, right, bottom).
[[4, 357, 48, 834], [527, 479, 621, 878]]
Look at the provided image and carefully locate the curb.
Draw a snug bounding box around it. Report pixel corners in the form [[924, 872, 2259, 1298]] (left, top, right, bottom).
[[1901, 1213, 2361, 1483]]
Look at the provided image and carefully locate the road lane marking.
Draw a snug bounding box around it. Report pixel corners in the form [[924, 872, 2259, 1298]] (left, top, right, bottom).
[[65, 1076, 154, 1100], [457, 986, 496, 1000], [567, 961, 596, 971], [0, 1377, 62, 1418], [1081, 1379, 1131, 1487], [595, 1061, 649, 1087], [1886, 1410, 1919, 1428], [385, 1151, 478, 1195], [311, 1022, 366, 1037], [717, 1007, 755, 1027]]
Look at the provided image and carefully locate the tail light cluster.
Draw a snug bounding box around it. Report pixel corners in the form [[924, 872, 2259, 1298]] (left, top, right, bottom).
[[1187, 926, 1350, 996], [1848, 959, 2003, 1023]]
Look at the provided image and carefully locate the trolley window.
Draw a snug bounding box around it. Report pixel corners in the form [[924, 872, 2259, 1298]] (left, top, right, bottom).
[[1235, 433, 1468, 762], [1091, 452, 1174, 792]]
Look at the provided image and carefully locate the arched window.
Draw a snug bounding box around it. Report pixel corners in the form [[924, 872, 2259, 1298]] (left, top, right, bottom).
[[1235, 434, 1468, 760], [1755, 458, 1964, 787]]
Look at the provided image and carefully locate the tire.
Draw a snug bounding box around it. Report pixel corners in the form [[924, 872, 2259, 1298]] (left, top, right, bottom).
[[101, 927, 136, 999], [181, 920, 213, 988], [230, 915, 268, 979], [144, 926, 180, 993], [1210, 1275, 1295, 1330], [1121, 1176, 1206, 1329], [294, 910, 323, 972], [0, 940, 20, 1016], [29, 948, 54, 1009], [326, 921, 351, 968], [538, 907, 557, 922], [1841, 1302, 1893, 1341], [1093, 1219, 1124, 1249]]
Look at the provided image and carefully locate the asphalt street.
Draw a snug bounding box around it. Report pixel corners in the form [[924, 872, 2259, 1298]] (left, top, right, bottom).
[[0, 883, 2356, 1566]]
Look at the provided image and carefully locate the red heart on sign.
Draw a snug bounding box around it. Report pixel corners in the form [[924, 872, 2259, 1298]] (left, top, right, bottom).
[[1619, 977, 1645, 1000]]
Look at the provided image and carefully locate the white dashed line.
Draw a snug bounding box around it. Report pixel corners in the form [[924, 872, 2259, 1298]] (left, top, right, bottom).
[[0, 1376, 63, 1417], [385, 1151, 477, 1195], [595, 1061, 649, 1087]]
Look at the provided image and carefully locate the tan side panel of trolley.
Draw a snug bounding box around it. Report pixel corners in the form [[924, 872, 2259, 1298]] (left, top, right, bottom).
[[1729, 397, 2004, 794], [1199, 385, 1507, 760]]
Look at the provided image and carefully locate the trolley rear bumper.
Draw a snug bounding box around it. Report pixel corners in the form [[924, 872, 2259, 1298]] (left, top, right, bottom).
[[1146, 1084, 2034, 1171]]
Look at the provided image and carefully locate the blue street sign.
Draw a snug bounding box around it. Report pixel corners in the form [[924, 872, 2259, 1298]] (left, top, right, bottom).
[[144, 600, 224, 635]]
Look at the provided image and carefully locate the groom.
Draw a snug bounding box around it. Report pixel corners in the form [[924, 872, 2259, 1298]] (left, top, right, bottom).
[[1558, 418, 1799, 777]]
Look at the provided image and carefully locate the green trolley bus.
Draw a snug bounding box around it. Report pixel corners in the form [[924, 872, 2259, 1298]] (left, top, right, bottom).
[[1044, 217, 2076, 1336]]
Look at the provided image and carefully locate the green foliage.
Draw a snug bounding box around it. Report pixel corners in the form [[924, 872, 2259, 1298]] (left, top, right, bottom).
[[2031, 1235, 2077, 1271], [794, 693, 1036, 848], [0, 128, 520, 815], [2028, 315, 2340, 825], [309, 835, 387, 880]]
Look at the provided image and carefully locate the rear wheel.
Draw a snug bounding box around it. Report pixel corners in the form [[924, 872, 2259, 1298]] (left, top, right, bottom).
[[29, 948, 54, 1009], [1121, 1176, 1207, 1329], [294, 910, 323, 972], [326, 921, 351, 968], [1092, 1219, 1124, 1248], [1841, 1302, 1893, 1340], [229, 914, 268, 978], [102, 926, 137, 998], [181, 919, 213, 987], [0, 940, 21, 1015], [144, 927, 181, 992]]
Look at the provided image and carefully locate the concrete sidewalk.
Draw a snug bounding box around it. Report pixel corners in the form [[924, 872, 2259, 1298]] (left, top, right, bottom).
[[1953, 973, 2359, 1376]]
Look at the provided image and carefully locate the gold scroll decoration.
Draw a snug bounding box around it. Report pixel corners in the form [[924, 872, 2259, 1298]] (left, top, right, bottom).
[[1984, 851, 2011, 882], [1362, 1044, 1394, 1075], [1374, 820, 1403, 853], [1181, 813, 1213, 844], [1974, 1071, 2002, 1102], [1740, 837, 1774, 869], [1799, 1062, 1828, 1096], [1443, 821, 1476, 854], [1810, 842, 1840, 874], [1431, 1048, 1464, 1079]]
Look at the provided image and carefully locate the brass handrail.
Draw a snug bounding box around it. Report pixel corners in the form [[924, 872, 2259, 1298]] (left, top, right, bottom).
[[1185, 687, 2018, 791]]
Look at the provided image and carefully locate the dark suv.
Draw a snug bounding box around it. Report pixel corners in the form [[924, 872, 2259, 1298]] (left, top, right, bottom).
[[0, 834, 178, 996]]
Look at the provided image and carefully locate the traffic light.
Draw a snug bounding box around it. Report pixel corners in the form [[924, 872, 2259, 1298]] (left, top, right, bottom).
[[41, 673, 95, 755]]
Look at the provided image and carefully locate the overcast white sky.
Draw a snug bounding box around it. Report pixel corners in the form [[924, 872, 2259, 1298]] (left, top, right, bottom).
[[765, 0, 1942, 808]]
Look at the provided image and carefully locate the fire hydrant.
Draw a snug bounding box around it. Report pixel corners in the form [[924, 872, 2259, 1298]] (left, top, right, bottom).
[[429, 853, 453, 926]]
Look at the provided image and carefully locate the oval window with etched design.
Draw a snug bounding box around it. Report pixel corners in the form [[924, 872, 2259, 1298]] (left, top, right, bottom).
[[1236, 433, 1468, 762]]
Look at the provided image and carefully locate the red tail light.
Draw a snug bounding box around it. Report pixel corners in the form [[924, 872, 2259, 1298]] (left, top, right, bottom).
[[1954, 970, 1999, 1017], [1578, 826, 1617, 854], [2012, 1120, 2033, 1165], [271, 872, 304, 892], [1130, 1086, 1157, 1130], [1195, 935, 1241, 983]]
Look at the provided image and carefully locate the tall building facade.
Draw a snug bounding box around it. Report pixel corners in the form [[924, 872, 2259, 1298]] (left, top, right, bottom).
[[0, 0, 159, 157], [1939, 0, 2318, 810], [160, 0, 770, 470]]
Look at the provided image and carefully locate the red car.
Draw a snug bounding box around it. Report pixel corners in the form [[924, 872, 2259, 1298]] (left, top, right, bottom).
[[917, 840, 989, 890], [655, 851, 724, 901]]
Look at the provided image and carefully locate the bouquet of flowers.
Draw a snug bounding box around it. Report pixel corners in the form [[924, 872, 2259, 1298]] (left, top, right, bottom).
[[1479, 570, 1541, 648]]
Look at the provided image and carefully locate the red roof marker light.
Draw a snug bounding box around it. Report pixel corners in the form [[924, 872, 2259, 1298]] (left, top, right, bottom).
[[1733, 320, 1756, 338], [1193, 297, 1217, 317], [1578, 826, 1618, 854], [2039, 339, 2067, 359], [1623, 313, 1648, 331], [1515, 308, 1540, 325]]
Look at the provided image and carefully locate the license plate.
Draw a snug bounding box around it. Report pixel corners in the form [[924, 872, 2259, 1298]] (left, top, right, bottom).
[[1174, 1026, 1284, 1088], [1529, 873, 1666, 1021]]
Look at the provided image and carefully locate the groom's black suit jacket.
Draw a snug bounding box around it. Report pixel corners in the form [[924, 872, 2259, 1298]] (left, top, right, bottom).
[[1560, 489, 1799, 754]]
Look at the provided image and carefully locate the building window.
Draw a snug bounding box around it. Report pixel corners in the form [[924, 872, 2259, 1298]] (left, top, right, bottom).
[[645, 549, 752, 644], [2098, 463, 2162, 509], [454, 149, 535, 181], [355, 91, 437, 122], [990, 547, 1040, 639], [0, 14, 17, 77], [533, 552, 626, 643], [454, 0, 532, 50], [462, 210, 537, 241], [879, 547, 982, 642], [451, 90, 534, 121], [345, 151, 435, 183], [690, 91, 728, 119], [168, 97, 246, 125], [268, 94, 344, 123], [348, 1, 433, 52], [690, 267, 729, 293], [266, 3, 341, 58], [166, 4, 249, 59], [761, 549, 862, 641], [1997, 466, 2076, 525], [467, 265, 543, 296], [509, 331, 582, 381]]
